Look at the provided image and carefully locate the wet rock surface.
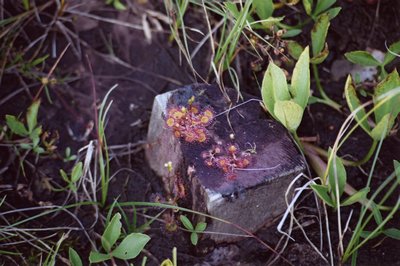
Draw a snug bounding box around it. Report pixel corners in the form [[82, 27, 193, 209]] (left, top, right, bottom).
[[146, 83, 305, 242]]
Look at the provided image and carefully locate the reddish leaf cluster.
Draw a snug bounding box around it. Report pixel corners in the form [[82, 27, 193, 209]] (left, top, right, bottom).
[[201, 143, 252, 180], [165, 103, 214, 143]]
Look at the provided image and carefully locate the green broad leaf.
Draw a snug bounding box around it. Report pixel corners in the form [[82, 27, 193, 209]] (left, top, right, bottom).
[[302, 0, 313, 15], [71, 162, 83, 183], [326, 7, 342, 20], [310, 184, 335, 207], [69, 248, 83, 266], [290, 46, 310, 109], [373, 69, 400, 123], [195, 222, 207, 232], [261, 16, 284, 29], [282, 29, 302, 38], [370, 113, 392, 141], [180, 215, 194, 231], [287, 41, 304, 60], [344, 75, 371, 134], [394, 160, 400, 183], [383, 228, 400, 240], [5, 115, 28, 136], [27, 100, 40, 133], [341, 188, 369, 206], [59, 169, 69, 182], [310, 43, 329, 64], [112, 233, 150, 260], [19, 143, 32, 150], [190, 232, 198, 245], [89, 251, 112, 263], [274, 100, 303, 132], [102, 213, 122, 252], [262, 66, 276, 116], [253, 0, 274, 20], [313, 0, 336, 16], [345, 51, 381, 66], [113, 0, 127, 11], [311, 13, 330, 57], [269, 62, 290, 101], [30, 126, 42, 147], [327, 148, 347, 199], [383, 41, 400, 66]]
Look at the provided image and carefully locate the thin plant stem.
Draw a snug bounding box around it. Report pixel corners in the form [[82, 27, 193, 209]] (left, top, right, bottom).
[[312, 64, 342, 112]]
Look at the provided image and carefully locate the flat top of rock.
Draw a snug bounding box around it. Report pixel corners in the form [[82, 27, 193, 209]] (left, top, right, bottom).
[[168, 84, 305, 195]]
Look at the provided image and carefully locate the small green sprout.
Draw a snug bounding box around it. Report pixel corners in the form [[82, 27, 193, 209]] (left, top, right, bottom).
[[63, 147, 77, 162], [89, 213, 150, 263], [179, 215, 207, 246], [5, 100, 45, 154], [105, 0, 126, 11], [60, 162, 83, 192]]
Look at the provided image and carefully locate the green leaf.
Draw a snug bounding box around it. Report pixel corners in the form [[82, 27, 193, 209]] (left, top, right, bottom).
[[102, 213, 122, 252], [190, 232, 198, 245], [113, 0, 126, 11], [383, 41, 400, 66], [253, 0, 274, 20], [345, 51, 381, 67], [302, 0, 313, 15], [22, 0, 30, 10], [344, 75, 371, 134], [112, 233, 150, 260], [311, 13, 330, 57], [30, 126, 42, 147], [27, 100, 40, 133], [274, 100, 303, 132], [195, 222, 207, 232], [383, 228, 400, 240], [373, 69, 400, 123], [328, 149, 347, 199], [313, 0, 336, 16], [360, 230, 381, 239], [71, 162, 83, 183], [180, 215, 194, 231], [290, 46, 310, 109], [68, 248, 83, 266], [311, 184, 335, 207], [326, 7, 342, 20], [261, 16, 284, 29], [287, 41, 304, 60], [310, 43, 329, 64], [341, 188, 369, 206], [5, 115, 28, 136], [270, 62, 290, 101], [89, 251, 112, 263], [60, 169, 69, 182], [262, 66, 275, 116], [372, 203, 383, 224], [282, 29, 302, 38], [370, 113, 391, 141]]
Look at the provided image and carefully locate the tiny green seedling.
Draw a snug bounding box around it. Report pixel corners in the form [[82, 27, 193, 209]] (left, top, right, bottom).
[[63, 147, 77, 162], [105, 0, 126, 11], [59, 162, 83, 193], [179, 215, 207, 246], [89, 213, 150, 263], [5, 100, 45, 154], [261, 46, 310, 133], [68, 247, 83, 266], [345, 40, 400, 79]]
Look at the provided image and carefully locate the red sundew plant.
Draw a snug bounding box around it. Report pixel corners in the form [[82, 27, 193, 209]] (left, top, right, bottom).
[[201, 143, 252, 180], [165, 99, 215, 143]]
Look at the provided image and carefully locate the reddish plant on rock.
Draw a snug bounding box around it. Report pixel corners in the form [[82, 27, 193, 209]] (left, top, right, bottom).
[[201, 142, 253, 180], [165, 99, 214, 143]]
